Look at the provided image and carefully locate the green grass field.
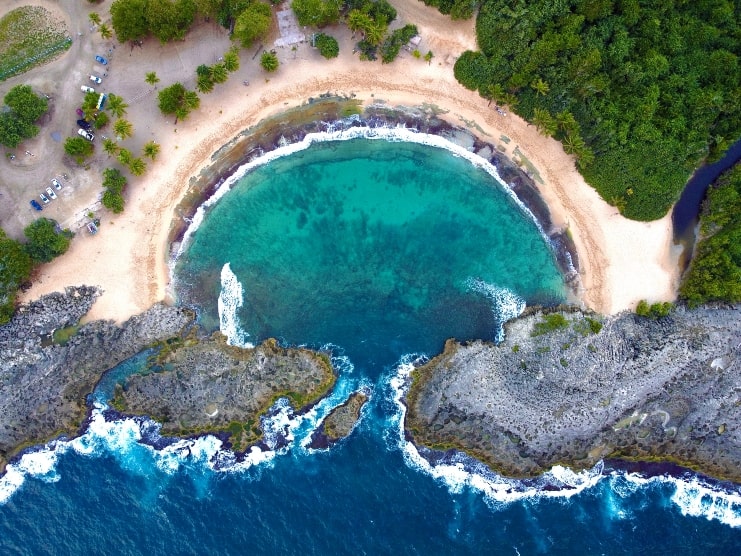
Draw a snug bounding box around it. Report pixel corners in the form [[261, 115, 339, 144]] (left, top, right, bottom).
[[0, 6, 70, 81]]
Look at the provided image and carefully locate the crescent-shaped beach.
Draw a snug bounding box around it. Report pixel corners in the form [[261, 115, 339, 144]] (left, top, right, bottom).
[[5, 0, 680, 322]]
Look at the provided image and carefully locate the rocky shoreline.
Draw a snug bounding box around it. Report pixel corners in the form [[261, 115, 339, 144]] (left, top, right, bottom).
[[404, 305, 741, 482], [112, 337, 336, 452], [309, 389, 369, 449], [0, 287, 194, 473]]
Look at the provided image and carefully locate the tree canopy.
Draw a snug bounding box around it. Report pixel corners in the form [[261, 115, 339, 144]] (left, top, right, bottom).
[[260, 51, 279, 72], [452, 0, 741, 221], [101, 167, 128, 213], [158, 83, 200, 121], [291, 0, 341, 28], [0, 229, 32, 324], [23, 218, 73, 264], [64, 136, 94, 163], [0, 85, 48, 148], [111, 0, 198, 43], [680, 164, 741, 306], [315, 33, 339, 59], [233, 1, 272, 47]]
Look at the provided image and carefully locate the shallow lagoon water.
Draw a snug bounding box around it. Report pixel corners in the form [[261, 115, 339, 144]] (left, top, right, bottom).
[[1, 136, 740, 553]]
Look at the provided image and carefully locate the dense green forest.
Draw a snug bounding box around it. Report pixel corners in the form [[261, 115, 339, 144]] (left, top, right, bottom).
[[451, 0, 740, 220], [680, 164, 741, 305]]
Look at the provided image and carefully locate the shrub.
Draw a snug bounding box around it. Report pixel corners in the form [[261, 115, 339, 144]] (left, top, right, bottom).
[[314, 33, 339, 59], [532, 313, 569, 336]]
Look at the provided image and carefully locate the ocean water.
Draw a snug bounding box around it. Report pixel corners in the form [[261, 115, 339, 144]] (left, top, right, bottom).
[[2, 134, 740, 554]]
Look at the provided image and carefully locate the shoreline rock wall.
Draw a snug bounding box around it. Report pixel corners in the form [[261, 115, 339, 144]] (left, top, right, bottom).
[[405, 306, 741, 482]]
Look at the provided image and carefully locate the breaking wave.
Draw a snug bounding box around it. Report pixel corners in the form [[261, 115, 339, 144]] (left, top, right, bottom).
[[217, 262, 253, 348]]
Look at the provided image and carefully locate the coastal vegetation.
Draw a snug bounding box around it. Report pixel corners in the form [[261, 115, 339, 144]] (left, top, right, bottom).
[[450, 0, 741, 221], [0, 6, 70, 80], [101, 167, 128, 213], [0, 230, 32, 323], [314, 33, 339, 59], [63, 136, 94, 163], [23, 218, 73, 264], [232, 2, 272, 47], [157, 82, 200, 122], [260, 51, 279, 72], [0, 85, 48, 148], [680, 164, 741, 306]]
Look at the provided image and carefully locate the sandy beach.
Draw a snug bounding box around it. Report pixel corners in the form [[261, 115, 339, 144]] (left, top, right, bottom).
[[14, 0, 681, 323]]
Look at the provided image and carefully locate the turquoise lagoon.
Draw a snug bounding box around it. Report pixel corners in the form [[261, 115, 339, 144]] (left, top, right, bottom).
[[1, 130, 740, 554]]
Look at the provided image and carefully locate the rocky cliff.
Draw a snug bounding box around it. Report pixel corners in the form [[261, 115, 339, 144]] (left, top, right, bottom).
[[113, 337, 336, 451], [405, 306, 741, 481], [0, 287, 194, 471]]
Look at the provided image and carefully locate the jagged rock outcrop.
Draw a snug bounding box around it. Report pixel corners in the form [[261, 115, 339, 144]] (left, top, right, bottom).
[[405, 306, 741, 481], [113, 337, 336, 451], [309, 390, 369, 449], [0, 287, 194, 471]]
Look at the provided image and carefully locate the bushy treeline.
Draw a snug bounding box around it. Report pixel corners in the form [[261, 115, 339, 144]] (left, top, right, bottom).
[[0, 221, 73, 324], [453, 0, 741, 221], [418, 0, 477, 20], [110, 0, 273, 44], [0, 85, 48, 148], [680, 164, 741, 306]]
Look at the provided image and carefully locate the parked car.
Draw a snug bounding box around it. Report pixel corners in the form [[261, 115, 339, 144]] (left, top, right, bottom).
[[51, 178, 62, 190], [39, 193, 50, 204], [81, 85, 95, 93], [89, 74, 102, 84], [77, 119, 92, 130], [45, 187, 57, 200], [78, 128, 95, 141], [76, 108, 84, 117], [30, 199, 43, 211], [95, 55, 108, 65]]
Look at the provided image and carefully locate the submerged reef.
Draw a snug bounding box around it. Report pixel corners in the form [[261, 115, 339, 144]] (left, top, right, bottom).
[[405, 305, 741, 482], [112, 336, 336, 451], [0, 287, 194, 472]]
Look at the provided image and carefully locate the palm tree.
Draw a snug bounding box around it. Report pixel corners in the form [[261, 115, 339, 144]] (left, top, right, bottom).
[[223, 50, 239, 73], [107, 94, 129, 119], [88, 12, 101, 26], [424, 50, 434, 65], [347, 10, 373, 36], [113, 118, 133, 141], [556, 111, 579, 135], [145, 71, 160, 88], [174, 106, 189, 125], [103, 138, 119, 157], [532, 108, 557, 137], [610, 195, 627, 214], [197, 75, 214, 94], [363, 22, 386, 46], [484, 83, 505, 106], [142, 141, 160, 160], [129, 158, 146, 176], [117, 148, 132, 166], [531, 77, 550, 96], [183, 91, 200, 110], [260, 51, 279, 72], [196, 64, 211, 78], [500, 92, 519, 109], [99, 24, 112, 40], [210, 63, 228, 84], [562, 131, 586, 156]]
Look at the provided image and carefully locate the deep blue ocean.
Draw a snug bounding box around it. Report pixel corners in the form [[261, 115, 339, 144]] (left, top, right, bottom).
[[1, 133, 740, 554]]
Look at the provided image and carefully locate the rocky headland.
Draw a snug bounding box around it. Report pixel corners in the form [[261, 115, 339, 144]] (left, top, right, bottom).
[[309, 390, 369, 449], [0, 287, 194, 472], [405, 305, 741, 482], [112, 337, 336, 451]]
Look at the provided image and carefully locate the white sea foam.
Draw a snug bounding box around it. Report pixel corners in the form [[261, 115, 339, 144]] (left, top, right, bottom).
[[465, 278, 526, 342], [669, 475, 741, 528], [389, 357, 603, 504], [217, 262, 253, 348], [171, 124, 552, 270]]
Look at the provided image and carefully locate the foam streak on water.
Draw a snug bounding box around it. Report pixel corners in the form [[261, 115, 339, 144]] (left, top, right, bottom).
[[465, 278, 525, 342], [217, 262, 253, 348], [388, 357, 741, 527]]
